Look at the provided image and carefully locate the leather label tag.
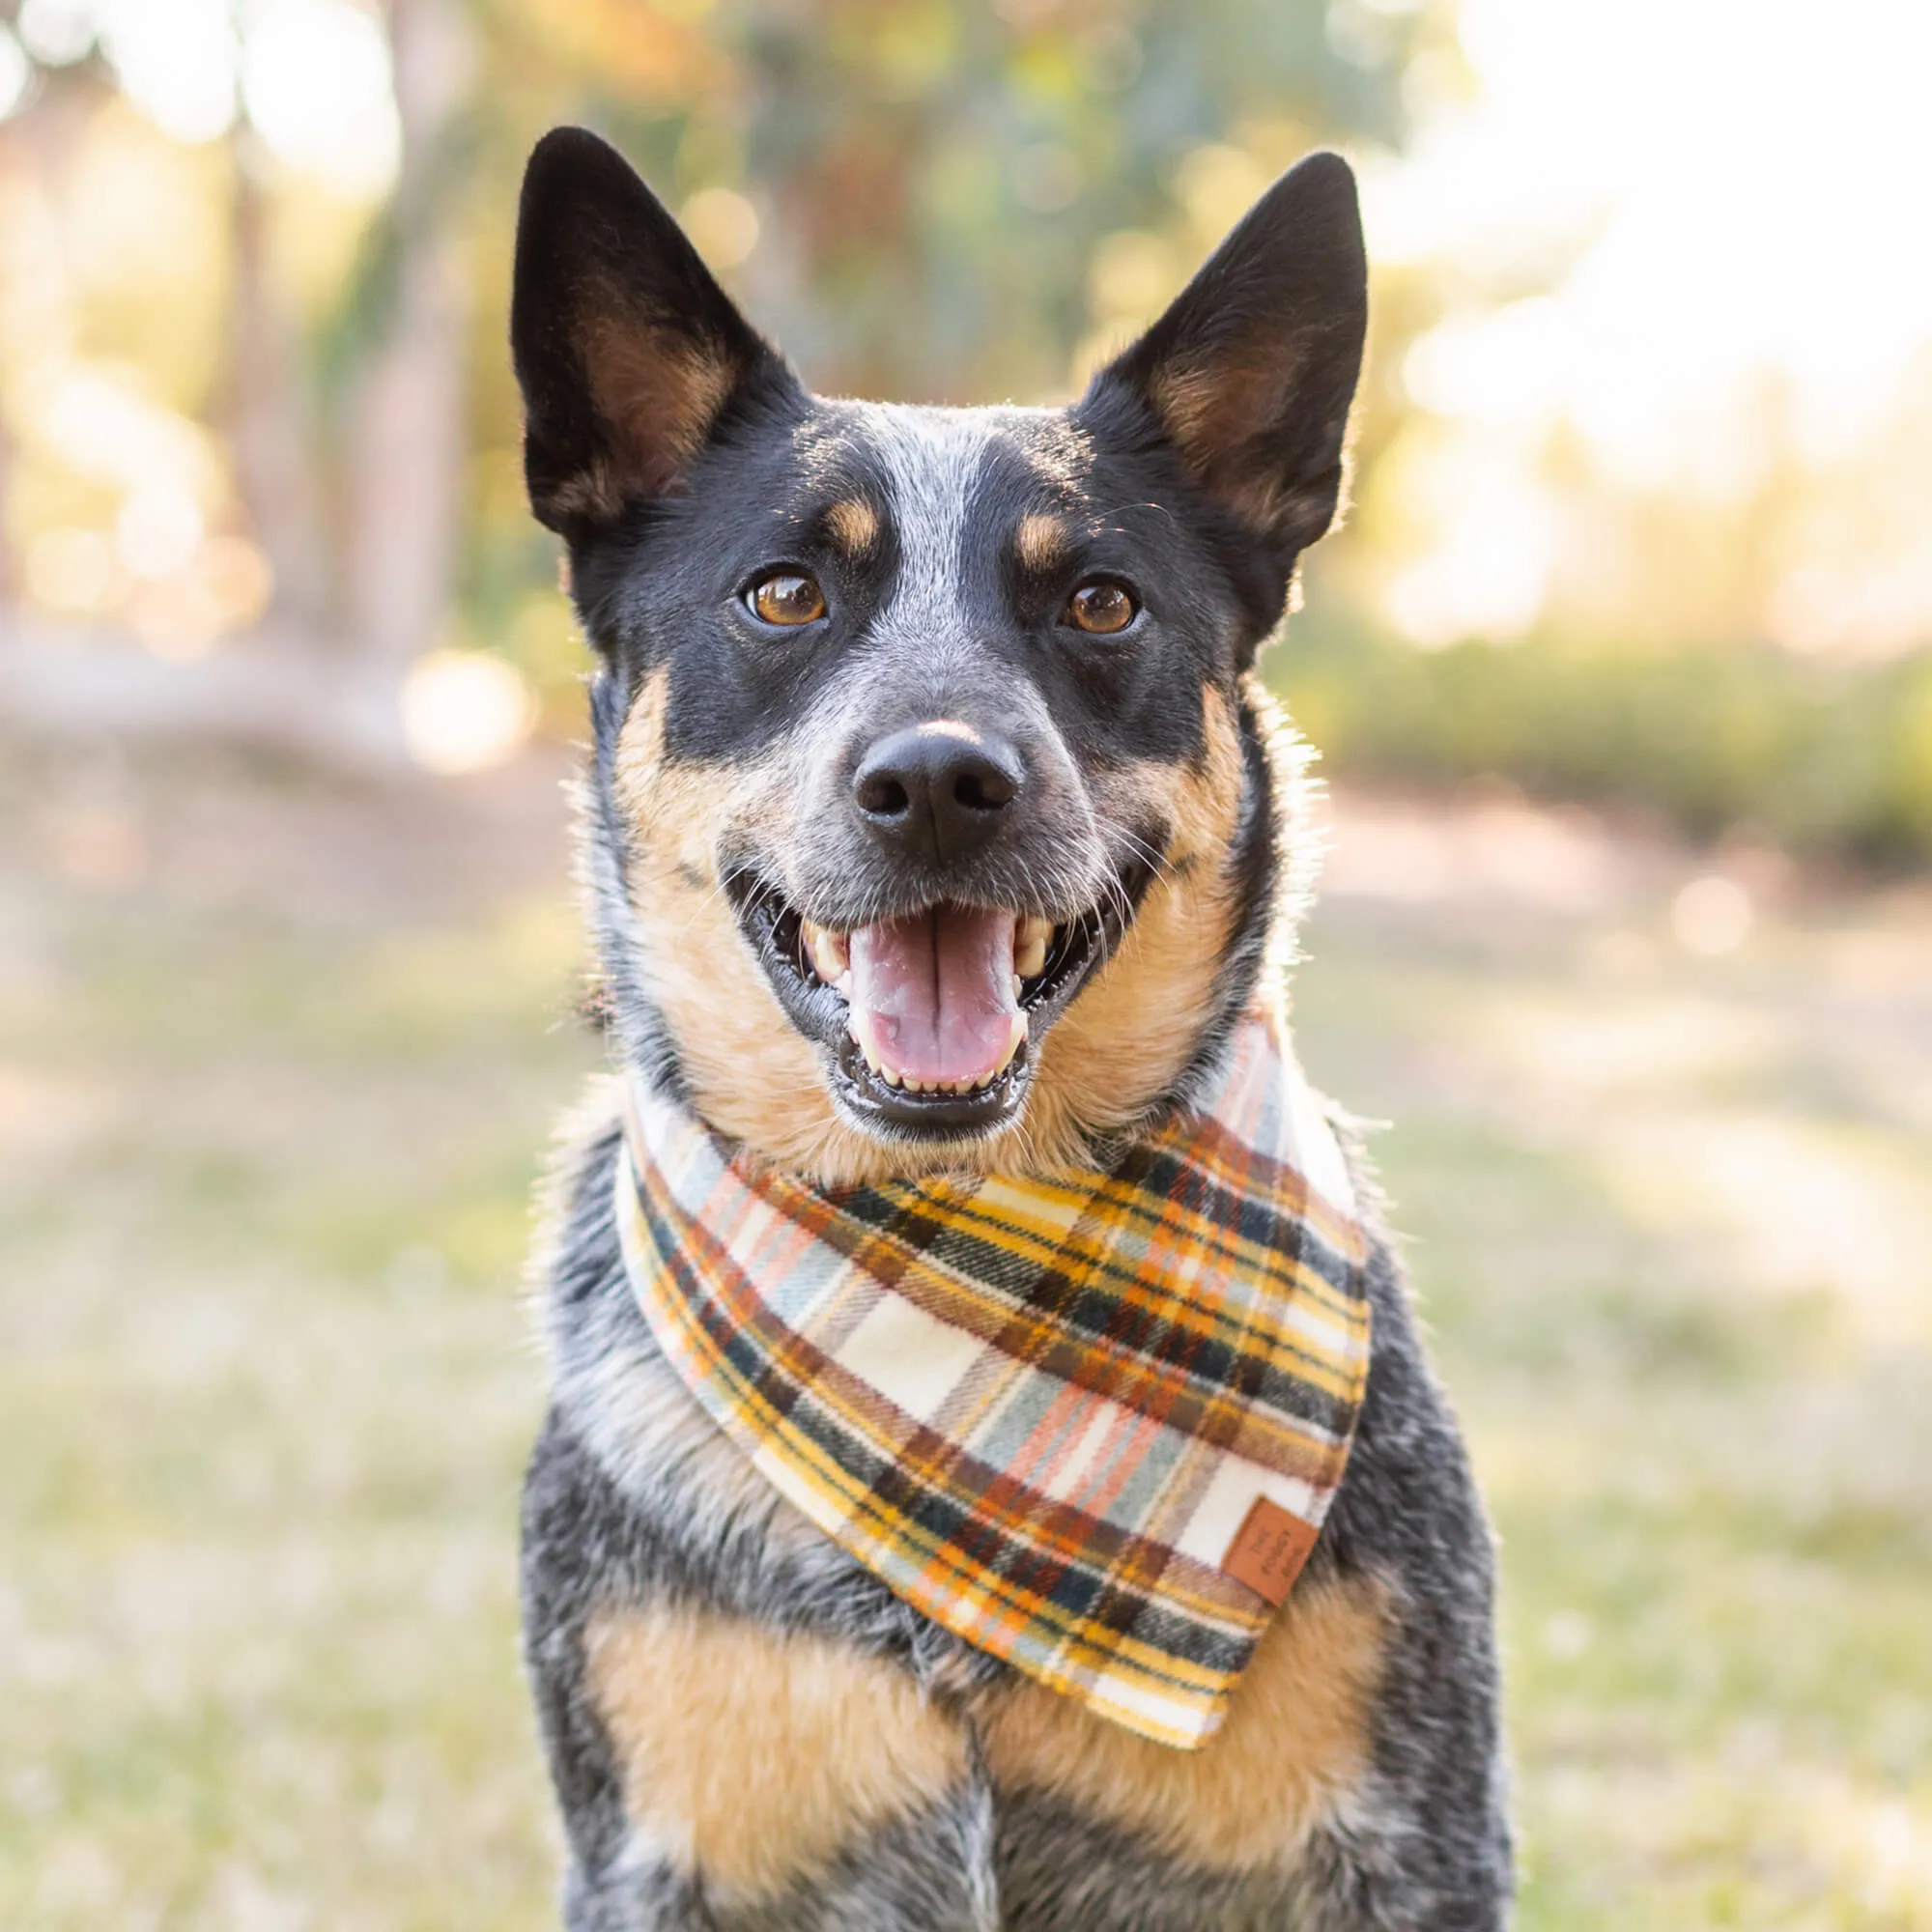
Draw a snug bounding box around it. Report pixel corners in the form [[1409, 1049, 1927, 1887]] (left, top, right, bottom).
[[1222, 1496, 1318, 1606]]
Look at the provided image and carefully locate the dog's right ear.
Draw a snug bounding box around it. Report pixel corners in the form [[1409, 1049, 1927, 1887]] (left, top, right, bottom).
[[1079, 153, 1367, 574], [511, 128, 798, 536]]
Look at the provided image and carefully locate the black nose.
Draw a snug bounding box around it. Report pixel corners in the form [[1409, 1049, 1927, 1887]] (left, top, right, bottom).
[[852, 723, 1024, 863]]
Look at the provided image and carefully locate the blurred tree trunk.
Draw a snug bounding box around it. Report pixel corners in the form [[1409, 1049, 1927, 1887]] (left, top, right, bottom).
[[0, 73, 103, 616], [338, 0, 474, 749], [226, 135, 332, 635]]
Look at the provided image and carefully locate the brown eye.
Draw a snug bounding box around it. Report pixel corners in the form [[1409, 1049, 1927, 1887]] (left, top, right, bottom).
[[748, 572, 826, 626], [1065, 579, 1138, 636]]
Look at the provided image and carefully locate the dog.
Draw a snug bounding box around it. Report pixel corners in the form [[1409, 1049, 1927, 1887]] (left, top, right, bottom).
[[510, 126, 1511, 1930]]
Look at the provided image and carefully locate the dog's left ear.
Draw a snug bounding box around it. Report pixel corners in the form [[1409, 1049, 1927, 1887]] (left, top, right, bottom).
[[510, 127, 800, 537], [1082, 152, 1368, 569]]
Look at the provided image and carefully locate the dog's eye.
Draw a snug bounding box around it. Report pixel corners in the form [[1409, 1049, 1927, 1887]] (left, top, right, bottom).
[[747, 572, 826, 627], [1065, 580, 1138, 636]]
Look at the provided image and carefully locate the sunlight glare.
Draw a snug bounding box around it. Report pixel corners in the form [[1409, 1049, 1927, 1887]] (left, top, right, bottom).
[[401, 652, 539, 777], [242, 0, 400, 196], [1361, 0, 1932, 651], [96, 0, 238, 146], [15, 0, 95, 66], [1671, 877, 1754, 958], [0, 28, 32, 120], [680, 187, 760, 270]]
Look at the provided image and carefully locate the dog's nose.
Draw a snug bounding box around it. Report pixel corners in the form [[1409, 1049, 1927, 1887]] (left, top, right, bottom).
[[852, 723, 1023, 863]]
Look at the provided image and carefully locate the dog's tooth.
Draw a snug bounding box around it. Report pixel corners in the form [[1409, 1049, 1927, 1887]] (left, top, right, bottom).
[[1012, 973, 1024, 1000], [1014, 915, 1052, 980], [848, 1012, 881, 1075], [802, 920, 849, 983], [884, 1066, 904, 1089], [993, 1009, 1028, 1077]]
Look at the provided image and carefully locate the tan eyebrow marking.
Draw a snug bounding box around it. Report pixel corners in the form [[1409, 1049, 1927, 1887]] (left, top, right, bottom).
[[1014, 512, 1072, 576], [824, 497, 881, 556]]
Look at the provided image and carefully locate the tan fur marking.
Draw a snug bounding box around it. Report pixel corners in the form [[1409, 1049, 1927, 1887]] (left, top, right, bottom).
[[546, 461, 629, 526], [1149, 349, 1298, 458], [585, 313, 733, 501], [613, 671, 838, 1166], [1150, 355, 1348, 540], [586, 1604, 967, 1899], [1022, 681, 1249, 1153], [980, 1575, 1388, 1867], [825, 497, 881, 556], [1014, 512, 1071, 575], [1148, 361, 1233, 451]]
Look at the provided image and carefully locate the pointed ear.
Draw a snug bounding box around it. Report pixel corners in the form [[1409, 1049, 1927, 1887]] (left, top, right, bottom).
[[1082, 152, 1368, 564], [510, 127, 799, 535]]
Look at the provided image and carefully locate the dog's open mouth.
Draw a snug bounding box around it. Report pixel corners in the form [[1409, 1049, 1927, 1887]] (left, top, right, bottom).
[[726, 868, 1152, 1136]]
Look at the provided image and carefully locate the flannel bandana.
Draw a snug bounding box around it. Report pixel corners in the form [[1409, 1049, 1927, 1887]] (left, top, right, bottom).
[[613, 1009, 1371, 1750]]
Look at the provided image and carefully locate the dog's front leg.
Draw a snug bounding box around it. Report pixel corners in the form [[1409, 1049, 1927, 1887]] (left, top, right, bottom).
[[560, 1849, 719, 1932], [524, 1407, 999, 1930]]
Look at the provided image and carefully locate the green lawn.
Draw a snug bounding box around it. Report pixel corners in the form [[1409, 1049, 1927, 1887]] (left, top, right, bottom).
[[3, 754, 1928, 1928]]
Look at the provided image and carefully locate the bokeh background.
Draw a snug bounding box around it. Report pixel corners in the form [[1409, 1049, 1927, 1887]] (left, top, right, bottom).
[[2, 1, 1928, 1925]]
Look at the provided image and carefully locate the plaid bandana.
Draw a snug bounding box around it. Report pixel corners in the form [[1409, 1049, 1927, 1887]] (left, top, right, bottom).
[[614, 1009, 1370, 1750]]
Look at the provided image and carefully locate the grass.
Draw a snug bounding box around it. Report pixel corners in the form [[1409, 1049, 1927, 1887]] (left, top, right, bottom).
[[3, 748, 1929, 1928], [1292, 809, 1932, 1929], [1275, 624, 1932, 870]]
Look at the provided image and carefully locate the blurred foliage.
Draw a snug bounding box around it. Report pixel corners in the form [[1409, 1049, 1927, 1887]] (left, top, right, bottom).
[[1279, 619, 1932, 869], [3, 0, 1924, 867], [486, 0, 1439, 397]]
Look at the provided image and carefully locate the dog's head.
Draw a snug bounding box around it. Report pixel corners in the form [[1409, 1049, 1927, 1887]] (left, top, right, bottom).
[[511, 129, 1365, 1182]]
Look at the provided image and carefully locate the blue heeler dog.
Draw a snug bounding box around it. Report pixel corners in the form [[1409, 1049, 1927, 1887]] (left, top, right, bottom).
[[509, 126, 1511, 1931]]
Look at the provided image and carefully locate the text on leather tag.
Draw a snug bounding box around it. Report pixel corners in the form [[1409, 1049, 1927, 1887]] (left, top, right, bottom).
[[1223, 1496, 1319, 1606]]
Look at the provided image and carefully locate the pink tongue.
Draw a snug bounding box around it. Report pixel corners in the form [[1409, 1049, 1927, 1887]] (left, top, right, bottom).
[[848, 906, 1019, 1087]]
